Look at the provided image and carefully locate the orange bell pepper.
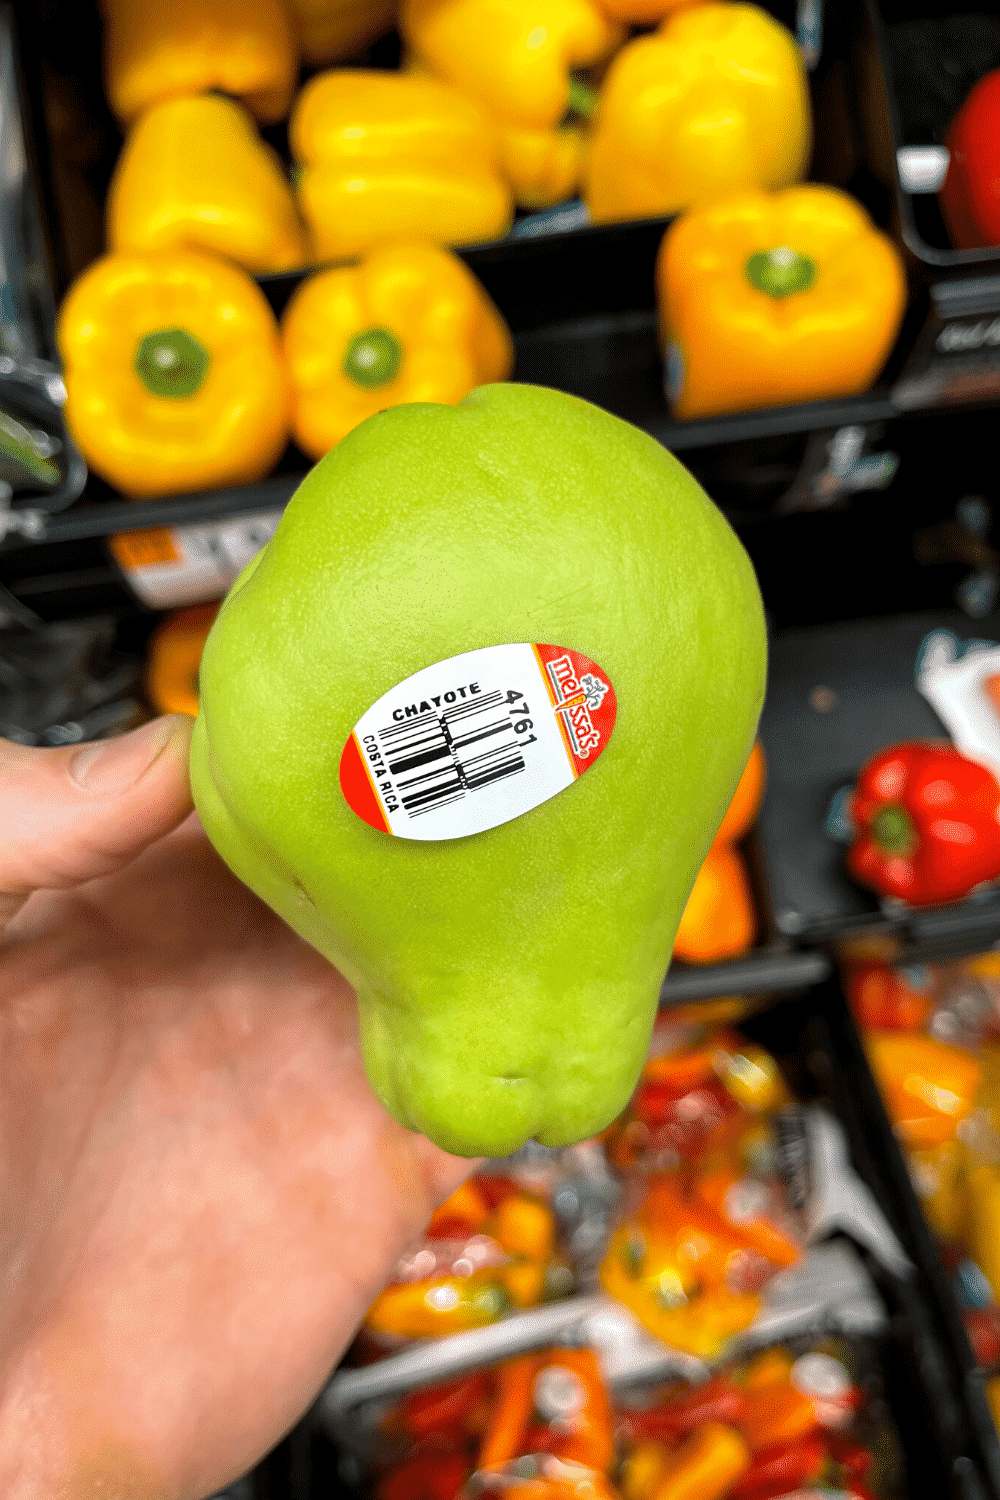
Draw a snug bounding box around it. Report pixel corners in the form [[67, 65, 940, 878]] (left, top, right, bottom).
[[600, 1176, 761, 1356], [427, 1178, 492, 1236], [672, 844, 756, 964], [365, 1269, 507, 1337], [714, 741, 766, 847], [493, 1192, 557, 1308], [736, 1385, 817, 1450]]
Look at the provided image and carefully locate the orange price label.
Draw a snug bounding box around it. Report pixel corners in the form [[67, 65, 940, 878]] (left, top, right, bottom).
[[109, 527, 180, 571]]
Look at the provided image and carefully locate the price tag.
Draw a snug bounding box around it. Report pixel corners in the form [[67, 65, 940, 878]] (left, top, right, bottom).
[[109, 508, 283, 609]]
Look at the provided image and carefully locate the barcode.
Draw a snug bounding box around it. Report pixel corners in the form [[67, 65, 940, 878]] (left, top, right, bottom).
[[377, 690, 525, 818]]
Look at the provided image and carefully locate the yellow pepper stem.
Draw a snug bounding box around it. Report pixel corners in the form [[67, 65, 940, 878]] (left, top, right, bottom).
[[744, 246, 816, 299], [134, 327, 210, 398], [343, 327, 403, 388], [566, 76, 598, 121]]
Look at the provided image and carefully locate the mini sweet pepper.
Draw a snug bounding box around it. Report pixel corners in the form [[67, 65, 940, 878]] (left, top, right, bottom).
[[281, 242, 514, 457], [600, 1176, 762, 1356], [102, 0, 297, 126], [657, 186, 907, 420], [107, 95, 308, 274], [57, 251, 292, 500], [401, 0, 622, 131], [290, 71, 514, 260], [865, 1032, 982, 1149], [848, 741, 1000, 907], [583, 4, 810, 224], [940, 70, 1000, 250]]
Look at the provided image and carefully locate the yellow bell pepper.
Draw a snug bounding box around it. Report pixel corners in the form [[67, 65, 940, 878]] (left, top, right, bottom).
[[401, 0, 622, 131], [290, 71, 514, 260], [594, 0, 701, 22], [107, 95, 308, 274], [497, 123, 586, 209], [102, 0, 298, 127], [657, 186, 907, 420], [583, 4, 810, 225], [57, 251, 292, 500], [282, 242, 513, 456], [864, 1031, 982, 1150], [287, 0, 398, 63], [403, 53, 587, 210]]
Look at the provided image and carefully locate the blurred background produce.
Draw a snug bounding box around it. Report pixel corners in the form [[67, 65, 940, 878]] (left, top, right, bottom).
[[10, 0, 1000, 1492]]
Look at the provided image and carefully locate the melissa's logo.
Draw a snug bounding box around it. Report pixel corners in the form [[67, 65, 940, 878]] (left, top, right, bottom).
[[545, 653, 607, 757]]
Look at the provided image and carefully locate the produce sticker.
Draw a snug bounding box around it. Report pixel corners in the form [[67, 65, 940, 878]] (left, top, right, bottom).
[[339, 643, 617, 840]]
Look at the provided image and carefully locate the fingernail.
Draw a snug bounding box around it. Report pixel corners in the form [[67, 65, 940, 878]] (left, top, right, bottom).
[[70, 716, 185, 794]]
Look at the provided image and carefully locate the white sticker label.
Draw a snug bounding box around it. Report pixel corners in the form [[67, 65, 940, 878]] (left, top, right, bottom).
[[339, 642, 617, 841], [108, 508, 283, 609]]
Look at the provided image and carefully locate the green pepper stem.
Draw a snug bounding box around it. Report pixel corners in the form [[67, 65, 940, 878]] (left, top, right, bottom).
[[871, 804, 916, 855], [566, 76, 598, 120], [134, 328, 210, 399], [343, 328, 403, 389], [745, 247, 816, 299]]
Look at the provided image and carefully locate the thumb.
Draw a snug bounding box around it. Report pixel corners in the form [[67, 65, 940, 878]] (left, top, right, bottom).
[[0, 714, 195, 931]]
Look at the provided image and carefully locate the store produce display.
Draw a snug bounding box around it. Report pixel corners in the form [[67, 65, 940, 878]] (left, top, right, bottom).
[[339, 1335, 895, 1500], [8, 0, 989, 548], [7, 2, 1000, 1497], [845, 954, 1000, 1478]]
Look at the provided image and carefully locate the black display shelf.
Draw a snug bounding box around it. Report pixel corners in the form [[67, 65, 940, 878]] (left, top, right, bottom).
[[862, 0, 1000, 274], [660, 947, 832, 1004], [757, 606, 1000, 959]]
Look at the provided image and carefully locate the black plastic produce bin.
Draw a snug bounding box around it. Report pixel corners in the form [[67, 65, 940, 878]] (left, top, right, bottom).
[[246, 983, 998, 1500], [0, 0, 964, 555], [859, 0, 1000, 410]]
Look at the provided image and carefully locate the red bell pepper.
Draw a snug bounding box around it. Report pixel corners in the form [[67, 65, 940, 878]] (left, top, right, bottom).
[[847, 742, 1000, 906], [941, 70, 1000, 249]]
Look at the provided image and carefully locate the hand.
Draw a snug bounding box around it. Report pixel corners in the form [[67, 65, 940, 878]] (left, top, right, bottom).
[[0, 717, 473, 1499]]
